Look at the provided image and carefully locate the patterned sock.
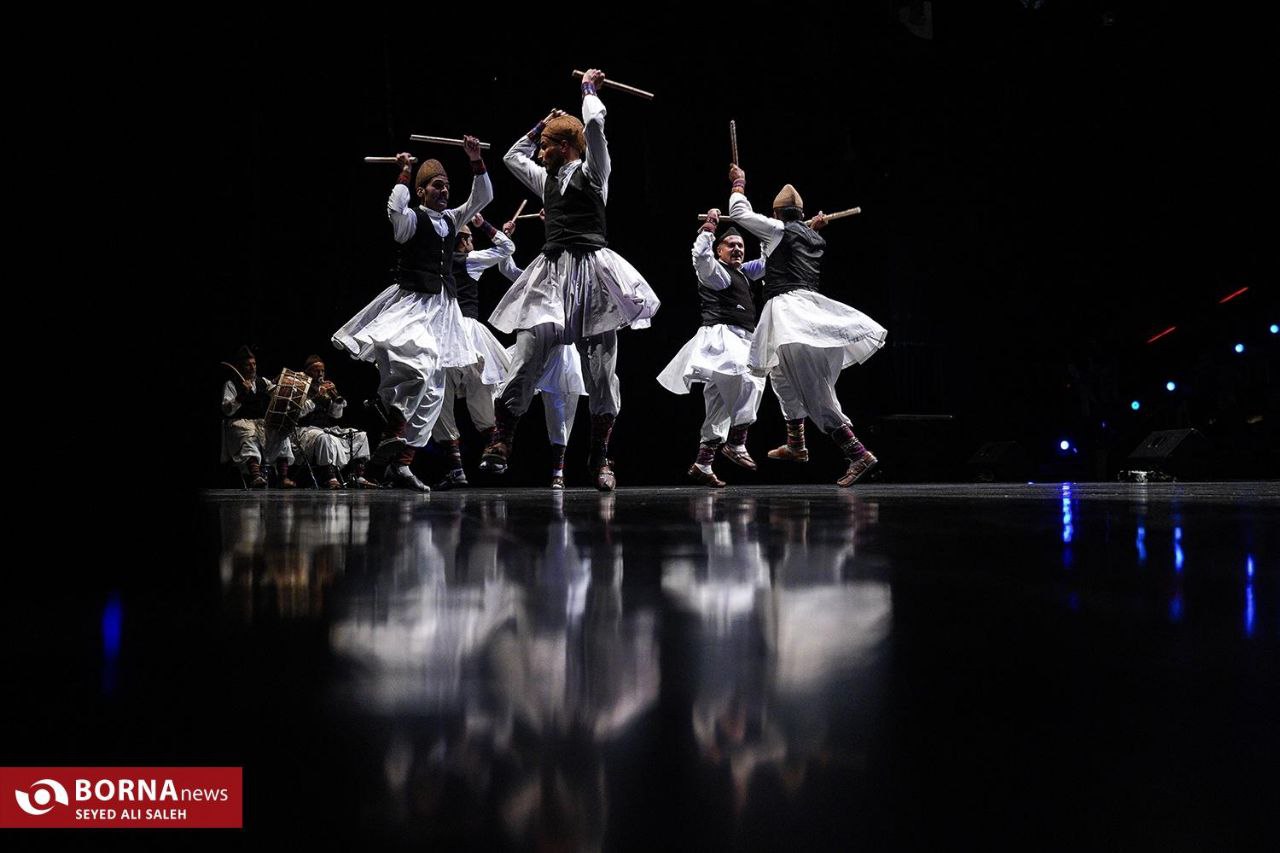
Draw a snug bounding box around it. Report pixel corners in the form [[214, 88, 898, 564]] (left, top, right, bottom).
[[830, 424, 867, 458], [695, 441, 719, 466], [491, 402, 517, 446], [443, 439, 463, 471], [785, 419, 807, 450]]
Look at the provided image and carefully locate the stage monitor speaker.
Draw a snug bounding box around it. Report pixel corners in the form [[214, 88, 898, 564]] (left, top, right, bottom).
[[1124, 428, 1211, 480]]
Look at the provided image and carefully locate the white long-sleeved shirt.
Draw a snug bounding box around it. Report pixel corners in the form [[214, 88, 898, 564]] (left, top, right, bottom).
[[497, 255, 523, 282], [691, 229, 766, 291], [387, 171, 494, 244], [463, 228, 515, 281], [504, 94, 611, 205], [727, 192, 786, 258], [465, 227, 525, 282]]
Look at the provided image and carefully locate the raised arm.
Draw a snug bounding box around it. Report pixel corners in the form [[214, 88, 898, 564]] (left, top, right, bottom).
[[464, 214, 515, 279], [692, 211, 732, 291], [445, 135, 493, 228], [726, 165, 784, 255], [579, 69, 611, 203], [504, 109, 562, 197], [387, 151, 419, 243]]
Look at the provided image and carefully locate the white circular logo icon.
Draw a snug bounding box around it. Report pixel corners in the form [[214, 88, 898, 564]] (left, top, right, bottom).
[[15, 779, 69, 816]]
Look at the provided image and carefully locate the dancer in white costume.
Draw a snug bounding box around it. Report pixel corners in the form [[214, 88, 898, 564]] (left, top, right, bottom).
[[485, 69, 660, 491], [657, 216, 766, 487], [727, 165, 888, 486], [428, 213, 514, 489], [332, 138, 492, 491], [490, 213, 587, 489]]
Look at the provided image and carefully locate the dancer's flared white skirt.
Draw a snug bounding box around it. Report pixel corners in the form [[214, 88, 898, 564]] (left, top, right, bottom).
[[657, 323, 764, 395], [748, 290, 887, 376], [489, 247, 660, 338]]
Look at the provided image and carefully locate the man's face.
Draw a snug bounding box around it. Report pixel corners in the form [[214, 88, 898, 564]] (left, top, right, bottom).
[[305, 361, 325, 383], [717, 236, 745, 268], [418, 176, 450, 211], [456, 231, 473, 254], [242, 357, 256, 379], [538, 134, 567, 172]]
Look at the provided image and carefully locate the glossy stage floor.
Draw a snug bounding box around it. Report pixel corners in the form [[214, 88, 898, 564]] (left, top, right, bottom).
[[46, 484, 1280, 849]]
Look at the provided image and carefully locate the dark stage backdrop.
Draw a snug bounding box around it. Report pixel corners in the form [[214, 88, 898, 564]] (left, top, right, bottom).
[[164, 3, 1271, 487]]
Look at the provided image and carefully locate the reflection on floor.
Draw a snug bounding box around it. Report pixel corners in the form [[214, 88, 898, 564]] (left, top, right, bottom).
[[52, 484, 1280, 849]]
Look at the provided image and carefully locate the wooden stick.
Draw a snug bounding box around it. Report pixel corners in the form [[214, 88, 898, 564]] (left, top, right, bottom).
[[512, 199, 528, 220], [363, 156, 416, 164], [408, 134, 492, 150], [220, 361, 248, 385], [805, 206, 862, 227], [571, 70, 655, 100], [515, 213, 542, 220], [730, 119, 739, 165], [697, 207, 862, 225]]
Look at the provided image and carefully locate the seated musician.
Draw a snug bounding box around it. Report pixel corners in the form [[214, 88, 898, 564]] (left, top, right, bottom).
[[220, 345, 296, 488], [295, 354, 378, 489]]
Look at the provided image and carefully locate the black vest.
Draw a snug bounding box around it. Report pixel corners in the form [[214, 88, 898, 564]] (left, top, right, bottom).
[[451, 253, 480, 320], [542, 165, 607, 256], [762, 221, 825, 302], [228, 377, 271, 420], [699, 263, 757, 331], [393, 210, 458, 295], [299, 394, 337, 429]]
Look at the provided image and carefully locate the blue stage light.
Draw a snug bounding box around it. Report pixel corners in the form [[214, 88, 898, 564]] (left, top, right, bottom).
[[1131, 400, 1141, 411], [1166, 381, 1176, 392], [1059, 440, 1070, 451], [1234, 343, 1245, 354]]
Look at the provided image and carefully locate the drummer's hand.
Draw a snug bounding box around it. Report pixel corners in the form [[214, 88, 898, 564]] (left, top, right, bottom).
[[503, 219, 516, 236], [729, 164, 745, 189], [703, 208, 720, 232], [810, 211, 829, 230], [395, 152, 416, 170], [241, 380, 254, 393]]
